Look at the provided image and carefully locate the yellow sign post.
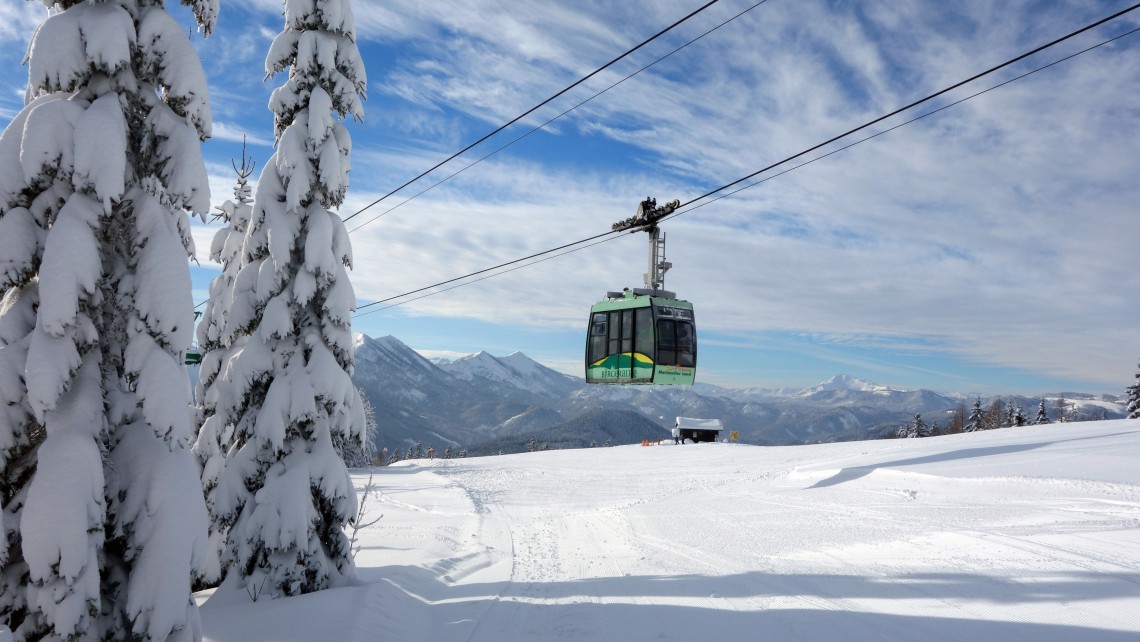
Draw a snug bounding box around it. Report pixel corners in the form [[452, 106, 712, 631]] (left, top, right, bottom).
[[729, 431, 739, 442]]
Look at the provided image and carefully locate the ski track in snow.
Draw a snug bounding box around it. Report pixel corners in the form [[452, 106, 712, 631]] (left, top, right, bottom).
[[201, 420, 1140, 641]]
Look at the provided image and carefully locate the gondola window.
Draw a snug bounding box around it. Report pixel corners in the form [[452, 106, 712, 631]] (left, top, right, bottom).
[[589, 313, 607, 364]]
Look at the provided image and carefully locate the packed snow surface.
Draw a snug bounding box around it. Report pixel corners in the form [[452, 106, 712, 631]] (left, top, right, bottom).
[[200, 420, 1140, 641]]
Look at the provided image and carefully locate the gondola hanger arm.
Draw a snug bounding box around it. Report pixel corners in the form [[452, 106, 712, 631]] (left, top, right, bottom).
[[611, 197, 681, 233]]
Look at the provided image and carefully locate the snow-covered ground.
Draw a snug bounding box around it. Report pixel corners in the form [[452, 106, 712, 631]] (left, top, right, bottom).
[[199, 420, 1140, 641]]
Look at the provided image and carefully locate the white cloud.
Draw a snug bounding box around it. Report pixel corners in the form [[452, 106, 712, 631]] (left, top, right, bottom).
[[0, 3, 43, 45], [189, 224, 225, 269], [210, 121, 274, 146]]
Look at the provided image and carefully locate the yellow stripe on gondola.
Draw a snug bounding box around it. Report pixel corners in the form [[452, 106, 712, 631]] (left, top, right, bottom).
[[592, 351, 656, 367], [589, 352, 654, 368]]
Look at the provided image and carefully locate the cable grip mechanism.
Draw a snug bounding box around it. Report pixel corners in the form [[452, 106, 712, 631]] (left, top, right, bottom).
[[611, 197, 681, 233]]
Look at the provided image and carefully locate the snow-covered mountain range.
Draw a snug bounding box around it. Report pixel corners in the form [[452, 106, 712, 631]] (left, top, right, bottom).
[[443, 350, 581, 399], [351, 334, 1127, 455]]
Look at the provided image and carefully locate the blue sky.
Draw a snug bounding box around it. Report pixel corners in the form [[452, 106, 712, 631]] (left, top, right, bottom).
[[2, 0, 1138, 396]]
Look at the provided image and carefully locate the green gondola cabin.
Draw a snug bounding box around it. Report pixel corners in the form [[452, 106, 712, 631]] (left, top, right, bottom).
[[585, 288, 696, 385], [185, 344, 202, 365]]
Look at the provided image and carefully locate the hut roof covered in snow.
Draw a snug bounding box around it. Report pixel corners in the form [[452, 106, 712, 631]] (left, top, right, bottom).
[[674, 417, 722, 431]]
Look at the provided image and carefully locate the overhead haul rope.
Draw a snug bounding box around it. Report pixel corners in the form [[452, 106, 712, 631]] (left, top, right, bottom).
[[346, 0, 775, 234], [658, 23, 1140, 224], [341, 0, 726, 224], [351, 6, 1140, 318], [669, 2, 1140, 214]]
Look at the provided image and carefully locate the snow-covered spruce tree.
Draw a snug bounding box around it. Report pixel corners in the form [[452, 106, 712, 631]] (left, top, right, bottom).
[[0, 92, 64, 641], [213, 0, 366, 598], [912, 414, 928, 438], [964, 398, 984, 432], [1012, 404, 1026, 427], [1128, 360, 1140, 419], [191, 147, 256, 590], [1034, 399, 1051, 425], [5, 1, 217, 639]]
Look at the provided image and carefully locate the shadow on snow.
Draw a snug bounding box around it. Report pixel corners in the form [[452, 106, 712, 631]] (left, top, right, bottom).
[[342, 564, 1140, 642]]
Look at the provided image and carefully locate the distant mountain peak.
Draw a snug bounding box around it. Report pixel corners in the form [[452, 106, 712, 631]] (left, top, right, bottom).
[[829, 374, 875, 388], [799, 374, 899, 396], [456, 350, 497, 362], [440, 347, 578, 397], [352, 334, 441, 376], [353, 332, 401, 348], [500, 351, 536, 366]]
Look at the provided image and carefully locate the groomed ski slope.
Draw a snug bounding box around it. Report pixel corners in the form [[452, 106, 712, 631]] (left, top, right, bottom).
[[200, 419, 1140, 641]]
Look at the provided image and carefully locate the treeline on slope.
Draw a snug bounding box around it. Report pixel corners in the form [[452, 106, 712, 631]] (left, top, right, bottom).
[[889, 395, 1115, 439], [436, 408, 668, 458]]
